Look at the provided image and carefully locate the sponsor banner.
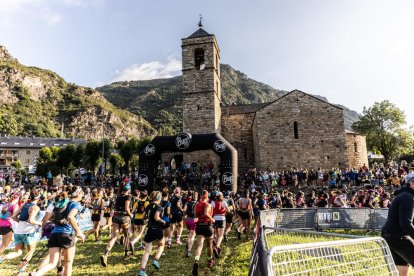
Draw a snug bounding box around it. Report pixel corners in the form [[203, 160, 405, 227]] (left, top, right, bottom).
[[175, 133, 191, 150]]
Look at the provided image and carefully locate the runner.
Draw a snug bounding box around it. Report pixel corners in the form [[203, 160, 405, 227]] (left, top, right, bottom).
[[183, 190, 198, 257], [236, 190, 252, 240], [169, 187, 184, 246], [129, 190, 149, 253], [224, 193, 235, 242], [192, 190, 215, 276], [160, 190, 171, 249], [30, 185, 85, 276], [211, 192, 228, 258], [84, 190, 104, 242], [0, 193, 20, 255], [38, 191, 68, 276], [0, 190, 42, 275], [137, 191, 166, 276], [100, 182, 132, 266], [100, 188, 114, 235]]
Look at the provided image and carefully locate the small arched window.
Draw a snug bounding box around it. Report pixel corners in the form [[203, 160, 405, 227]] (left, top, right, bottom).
[[354, 142, 358, 152], [294, 121, 299, 139], [194, 48, 205, 69]]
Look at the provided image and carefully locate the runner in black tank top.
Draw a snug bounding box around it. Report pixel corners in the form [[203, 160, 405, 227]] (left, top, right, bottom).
[[100, 182, 132, 267]]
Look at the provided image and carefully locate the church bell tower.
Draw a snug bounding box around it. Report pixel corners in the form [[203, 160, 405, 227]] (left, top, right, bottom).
[[181, 19, 221, 134]]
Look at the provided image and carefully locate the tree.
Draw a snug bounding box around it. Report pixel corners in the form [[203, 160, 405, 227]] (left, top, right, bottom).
[[56, 144, 76, 175], [39, 147, 53, 162], [118, 138, 138, 174], [73, 144, 85, 171], [109, 153, 125, 175], [84, 140, 101, 174], [11, 160, 23, 174], [352, 100, 414, 162]]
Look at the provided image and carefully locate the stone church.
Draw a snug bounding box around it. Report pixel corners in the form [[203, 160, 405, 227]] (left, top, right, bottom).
[[181, 25, 368, 172]]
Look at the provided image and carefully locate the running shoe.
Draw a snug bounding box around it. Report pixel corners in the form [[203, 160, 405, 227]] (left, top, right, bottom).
[[208, 258, 215, 268], [217, 247, 222, 257], [137, 270, 147, 276], [167, 243, 172, 249], [152, 259, 160, 270], [56, 266, 64, 276], [100, 255, 108, 267], [192, 262, 199, 276], [176, 239, 182, 245], [186, 251, 192, 258], [213, 247, 220, 259]]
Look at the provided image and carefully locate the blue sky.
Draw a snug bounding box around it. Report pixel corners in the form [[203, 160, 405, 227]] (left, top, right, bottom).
[[1, 0, 414, 126]]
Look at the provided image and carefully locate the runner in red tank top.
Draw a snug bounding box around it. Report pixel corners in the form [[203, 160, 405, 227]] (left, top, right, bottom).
[[211, 192, 228, 258], [192, 190, 214, 276]]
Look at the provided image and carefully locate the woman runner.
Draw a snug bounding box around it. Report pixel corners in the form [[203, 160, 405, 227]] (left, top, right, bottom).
[[183, 191, 198, 257], [192, 190, 215, 276], [30, 186, 85, 276], [0, 190, 42, 275], [0, 193, 20, 255], [100, 182, 132, 266], [84, 190, 104, 242], [137, 191, 166, 276]]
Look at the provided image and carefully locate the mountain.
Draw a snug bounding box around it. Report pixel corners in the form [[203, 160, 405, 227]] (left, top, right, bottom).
[[98, 64, 359, 133], [98, 64, 289, 134], [0, 46, 155, 142]]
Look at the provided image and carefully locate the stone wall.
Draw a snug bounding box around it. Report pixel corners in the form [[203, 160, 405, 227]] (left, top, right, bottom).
[[221, 104, 265, 172], [221, 112, 256, 171], [254, 90, 349, 170], [182, 35, 221, 134], [345, 132, 369, 169]]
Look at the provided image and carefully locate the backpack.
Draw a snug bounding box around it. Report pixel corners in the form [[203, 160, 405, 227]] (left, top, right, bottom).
[[137, 200, 146, 214], [53, 199, 70, 226], [0, 203, 11, 219]]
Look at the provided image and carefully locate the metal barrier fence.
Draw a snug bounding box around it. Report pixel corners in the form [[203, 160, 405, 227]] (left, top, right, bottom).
[[249, 209, 396, 276], [261, 208, 390, 230], [266, 236, 398, 276]]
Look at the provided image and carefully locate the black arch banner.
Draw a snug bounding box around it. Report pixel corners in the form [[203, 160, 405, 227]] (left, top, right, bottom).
[[138, 133, 238, 192]]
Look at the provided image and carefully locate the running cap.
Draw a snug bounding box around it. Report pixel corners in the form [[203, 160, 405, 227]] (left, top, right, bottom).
[[123, 182, 131, 191]]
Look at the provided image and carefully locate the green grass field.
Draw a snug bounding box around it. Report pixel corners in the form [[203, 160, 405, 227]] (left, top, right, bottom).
[[0, 229, 252, 276], [0, 229, 407, 276]]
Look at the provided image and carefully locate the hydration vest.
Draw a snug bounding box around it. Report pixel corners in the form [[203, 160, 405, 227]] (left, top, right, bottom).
[[19, 203, 35, 222]]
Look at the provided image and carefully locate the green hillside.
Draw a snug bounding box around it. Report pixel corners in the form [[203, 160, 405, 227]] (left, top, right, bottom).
[[0, 46, 155, 141]]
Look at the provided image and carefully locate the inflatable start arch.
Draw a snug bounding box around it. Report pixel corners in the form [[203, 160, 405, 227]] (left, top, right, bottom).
[[137, 133, 238, 192]]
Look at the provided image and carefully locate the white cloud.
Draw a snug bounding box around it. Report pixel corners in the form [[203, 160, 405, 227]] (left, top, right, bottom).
[[41, 9, 62, 25], [112, 58, 181, 82], [0, 0, 43, 12]]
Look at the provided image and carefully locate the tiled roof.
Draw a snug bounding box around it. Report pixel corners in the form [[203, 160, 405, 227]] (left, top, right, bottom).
[[0, 136, 86, 148], [187, 28, 212, 39]]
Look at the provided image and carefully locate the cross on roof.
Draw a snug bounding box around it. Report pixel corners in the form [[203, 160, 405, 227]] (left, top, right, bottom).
[[198, 14, 203, 28]]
